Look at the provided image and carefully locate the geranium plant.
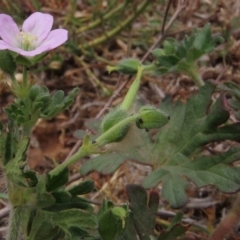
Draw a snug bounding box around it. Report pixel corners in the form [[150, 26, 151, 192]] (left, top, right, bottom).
[[0, 10, 240, 240]]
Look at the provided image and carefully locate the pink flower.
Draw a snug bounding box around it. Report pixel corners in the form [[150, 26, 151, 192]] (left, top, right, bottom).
[[0, 12, 68, 57]]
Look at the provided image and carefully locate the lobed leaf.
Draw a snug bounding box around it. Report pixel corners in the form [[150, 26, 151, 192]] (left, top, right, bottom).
[[143, 82, 240, 208], [118, 184, 159, 240]]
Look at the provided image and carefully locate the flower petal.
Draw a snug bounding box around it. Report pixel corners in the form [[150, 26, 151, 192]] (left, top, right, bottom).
[[0, 14, 20, 46], [17, 45, 51, 57], [22, 12, 53, 44], [38, 29, 68, 49], [0, 40, 49, 57], [0, 40, 15, 50]]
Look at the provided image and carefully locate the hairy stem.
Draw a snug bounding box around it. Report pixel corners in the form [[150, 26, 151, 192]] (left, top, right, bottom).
[[7, 207, 21, 240], [10, 74, 19, 90], [22, 66, 28, 90], [188, 65, 204, 87], [48, 142, 90, 178], [49, 113, 139, 177], [49, 60, 144, 183], [95, 114, 139, 146], [120, 66, 143, 111]]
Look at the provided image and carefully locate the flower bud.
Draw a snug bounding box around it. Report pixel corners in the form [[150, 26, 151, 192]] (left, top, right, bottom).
[[101, 107, 130, 143], [107, 58, 141, 75], [0, 50, 17, 76], [136, 106, 170, 130]]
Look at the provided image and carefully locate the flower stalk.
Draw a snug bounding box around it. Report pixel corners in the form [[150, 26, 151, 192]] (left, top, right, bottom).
[[49, 114, 139, 177], [22, 65, 28, 90], [48, 64, 146, 174], [120, 66, 143, 111]]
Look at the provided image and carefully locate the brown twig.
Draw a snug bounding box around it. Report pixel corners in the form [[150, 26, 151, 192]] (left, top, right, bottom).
[[165, 3, 222, 39], [141, 0, 186, 63], [161, 0, 173, 35]]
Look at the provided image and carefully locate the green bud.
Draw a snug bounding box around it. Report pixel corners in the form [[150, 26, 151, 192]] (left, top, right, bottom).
[[107, 58, 141, 75], [101, 107, 130, 143], [0, 50, 17, 76], [136, 106, 170, 130]]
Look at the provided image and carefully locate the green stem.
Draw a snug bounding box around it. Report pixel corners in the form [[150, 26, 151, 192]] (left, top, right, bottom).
[[120, 66, 143, 111], [187, 65, 204, 87], [10, 74, 20, 91], [49, 143, 90, 178], [78, 0, 150, 49], [49, 114, 139, 176], [95, 114, 138, 146], [49, 66, 144, 177], [7, 207, 21, 240], [142, 64, 156, 74], [22, 66, 28, 89]]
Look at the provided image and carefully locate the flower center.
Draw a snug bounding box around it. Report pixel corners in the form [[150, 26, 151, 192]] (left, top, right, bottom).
[[17, 31, 38, 51]]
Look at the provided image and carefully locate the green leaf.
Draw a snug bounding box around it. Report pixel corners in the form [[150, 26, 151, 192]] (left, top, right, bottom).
[[14, 54, 33, 66], [68, 179, 95, 195], [0, 192, 8, 200], [53, 90, 65, 103], [97, 199, 114, 220], [28, 207, 97, 239], [155, 55, 179, 68], [142, 82, 240, 208], [28, 84, 42, 101], [99, 208, 126, 240], [163, 40, 175, 55], [36, 192, 56, 209], [26, 209, 64, 240], [152, 48, 165, 58], [51, 209, 97, 233], [203, 96, 229, 133], [107, 58, 141, 75], [119, 185, 159, 240], [44, 190, 93, 212], [152, 23, 223, 82], [46, 167, 69, 192], [0, 50, 17, 75], [193, 23, 211, 50], [81, 150, 144, 175], [158, 212, 190, 240]]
